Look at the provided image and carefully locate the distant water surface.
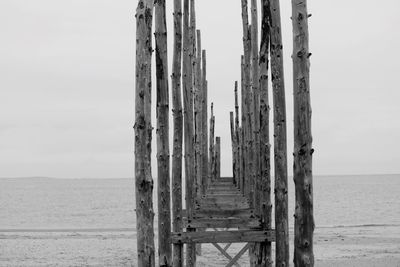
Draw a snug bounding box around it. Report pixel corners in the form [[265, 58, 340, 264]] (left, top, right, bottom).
[[0, 175, 399, 265]]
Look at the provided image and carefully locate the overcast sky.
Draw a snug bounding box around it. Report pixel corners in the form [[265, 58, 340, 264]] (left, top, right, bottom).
[[1, 0, 399, 178]]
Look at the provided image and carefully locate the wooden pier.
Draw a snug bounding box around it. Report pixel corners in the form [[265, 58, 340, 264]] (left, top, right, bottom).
[[134, 0, 314, 266]]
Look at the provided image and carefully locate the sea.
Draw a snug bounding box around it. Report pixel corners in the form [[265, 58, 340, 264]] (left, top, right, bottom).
[[0, 175, 399, 266]]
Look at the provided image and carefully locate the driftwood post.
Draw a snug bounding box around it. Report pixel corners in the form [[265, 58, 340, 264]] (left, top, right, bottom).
[[134, 1, 155, 266], [240, 56, 247, 195], [201, 51, 208, 194], [230, 112, 237, 184], [257, 0, 273, 265], [182, 0, 196, 264], [209, 103, 215, 182], [171, 0, 183, 265], [155, 0, 172, 265], [194, 29, 202, 197], [270, 0, 289, 265], [234, 81, 240, 188], [292, 0, 314, 266], [215, 136, 221, 180]]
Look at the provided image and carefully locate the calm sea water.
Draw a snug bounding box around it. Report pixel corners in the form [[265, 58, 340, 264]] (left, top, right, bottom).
[[0, 175, 399, 265]]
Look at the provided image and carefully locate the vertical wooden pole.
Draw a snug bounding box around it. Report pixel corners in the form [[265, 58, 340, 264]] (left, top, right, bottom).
[[240, 56, 247, 195], [171, 0, 183, 265], [270, 0, 289, 265], [135, 1, 155, 266], [234, 81, 240, 188], [230, 112, 237, 184], [258, 0, 272, 265], [194, 29, 202, 197], [155, 1, 171, 266], [182, 0, 196, 265], [215, 136, 221, 180], [292, 0, 314, 266], [201, 51, 208, 194], [209, 103, 215, 183]]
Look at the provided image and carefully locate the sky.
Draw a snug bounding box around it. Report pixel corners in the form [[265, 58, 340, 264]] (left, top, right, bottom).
[[0, 0, 399, 178]]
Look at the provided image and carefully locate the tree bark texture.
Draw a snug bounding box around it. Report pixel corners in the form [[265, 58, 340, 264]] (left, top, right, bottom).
[[257, 0, 273, 265], [270, 0, 289, 265], [155, 1, 172, 266], [171, 0, 184, 265], [201, 51, 208, 194], [183, 0, 196, 265], [215, 136, 221, 180], [292, 0, 314, 266], [134, 1, 155, 266]]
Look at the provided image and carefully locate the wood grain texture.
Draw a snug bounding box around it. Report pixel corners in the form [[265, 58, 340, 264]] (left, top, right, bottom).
[[270, 0, 289, 265], [171, 230, 275, 244], [134, 1, 155, 266], [292, 0, 314, 266]]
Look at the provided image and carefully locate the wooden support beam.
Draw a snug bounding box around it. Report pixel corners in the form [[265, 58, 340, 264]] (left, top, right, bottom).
[[185, 218, 261, 229], [171, 0, 184, 265], [258, 0, 273, 266], [226, 243, 251, 267], [209, 104, 215, 183], [230, 112, 237, 186], [201, 50, 208, 193], [292, 0, 315, 266], [155, 0, 172, 265], [269, 0, 289, 265], [215, 137, 221, 180], [171, 230, 275, 244], [134, 1, 155, 266], [212, 243, 241, 267]]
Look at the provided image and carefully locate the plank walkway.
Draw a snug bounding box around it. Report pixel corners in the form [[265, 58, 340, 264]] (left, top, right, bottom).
[[172, 178, 275, 266]]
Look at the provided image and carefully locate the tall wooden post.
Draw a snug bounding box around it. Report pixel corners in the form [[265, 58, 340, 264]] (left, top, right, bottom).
[[155, 1, 172, 265], [134, 1, 155, 266], [292, 0, 314, 265], [183, 0, 196, 265], [171, 0, 184, 265], [215, 136, 221, 180], [270, 0, 289, 265], [209, 103, 215, 183], [258, 0, 272, 265], [201, 51, 208, 194], [194, 30, 202, 197], [230, 112, 237, 184]]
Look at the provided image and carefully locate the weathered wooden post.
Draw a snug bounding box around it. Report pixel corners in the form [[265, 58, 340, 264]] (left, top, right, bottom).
[[155, 0, 172, 265], [201, 51, 208, 194], [182, 0, 196, 264], [270, 0, 289, 265], [209, 103, 215, 182], [230, 112, 237, 184], [194, 29, 202, 197], [215, 136, 221, 180], [171, 0, 184, 265], [134, 1, 155, 266], [292, 0, 314, 266], [258, 0, 272, 265], [234, 81, 240, 188]]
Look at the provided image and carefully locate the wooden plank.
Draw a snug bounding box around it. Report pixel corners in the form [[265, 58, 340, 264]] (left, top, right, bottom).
[[185, 218, 261, 229], [171, 230, 275, 244], [194, 209, 254, 218], [212, 243, 240, 267]]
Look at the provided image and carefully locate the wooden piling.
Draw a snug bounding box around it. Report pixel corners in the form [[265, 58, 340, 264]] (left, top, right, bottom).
[[215, 137, 221, 180], [257, 0, 272, 265], [230, 112, 237, 185], [194, 29, 202, 198], [269, 0, 289, 265], [183, 0, 196, 264], [134, 1, 155, 266], [292, 0, 314, 266], [209, 103, 215, 182], [155, 1, 172, 265], [201, 51, 208, 194], [234, 81, 240, 188], [171, 0, 184, 265]]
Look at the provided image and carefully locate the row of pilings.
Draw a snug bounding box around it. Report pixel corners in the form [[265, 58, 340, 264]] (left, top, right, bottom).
[[134, 0, 314, 266]]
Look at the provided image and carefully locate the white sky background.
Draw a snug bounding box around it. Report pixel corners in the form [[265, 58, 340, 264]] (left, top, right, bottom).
[[0, 0, 399, 178]]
